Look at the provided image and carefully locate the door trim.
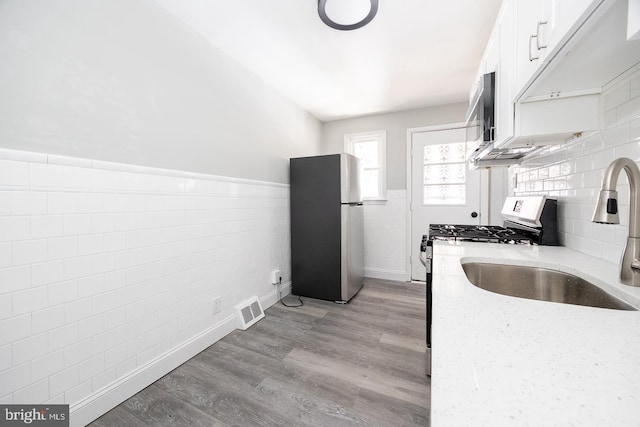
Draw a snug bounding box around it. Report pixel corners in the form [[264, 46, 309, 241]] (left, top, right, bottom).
[[405, 123, 489, 280]]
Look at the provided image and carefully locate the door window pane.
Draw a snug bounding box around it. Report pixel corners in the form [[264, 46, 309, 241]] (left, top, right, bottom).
[[424, 184, 465, 205], [423, 142, 467, 205], [423, 142, 466, 164], [424, 164, 465, 185]]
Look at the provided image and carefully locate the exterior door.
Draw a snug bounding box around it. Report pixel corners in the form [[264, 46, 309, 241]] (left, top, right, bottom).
[[410, 127, 482, 281]]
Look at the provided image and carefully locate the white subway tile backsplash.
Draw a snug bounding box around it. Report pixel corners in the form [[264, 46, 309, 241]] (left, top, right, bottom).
[[0, 192, 11, 215], [0, 344, 11, 371], [11, 192, 47, 215], [90, 253, 116, 274], [90, 330, 116, 357], [30, 215, 64, 239], [49, 366, 79, 398], [12, 239, 48, 266], [64, 298, 93, 324], [13, 379, 50, 404], [13, 286, 48, 316], [617, 95, 640, 125], [48, 193, 78, 214], [91, 214, 116, 234], [12, 332, 48, 365], [78, 354, 104, 383], [603, 82, 630, 111], [0, 148, 291, 410], [30, 164, 63, 188], [63, 339, 92, 368], [0, 362, 31, 397], [0, 266, 31, 293], [48, 323, 78, 352], [0, 217, 30, 242], [31, 350, 64, 382], [77, 194, 104, 213], [47, 237, 78, 262], [78, 275, 104, 299], [0, 243, 10, 268], [104, 343, 127, 370], [78, 234, 104, 256], [48, 280, 79, 307], [63, 256, 93, 280], [0, 294, 11, 321], [603, 123, 630, 148], [90, 291, 117, 314], [512, 68, 640, 265], [0, 160, 29, 188], [103, 232, 126, 253], [31, 306, 65, 335], [63, 214, 92, 236]]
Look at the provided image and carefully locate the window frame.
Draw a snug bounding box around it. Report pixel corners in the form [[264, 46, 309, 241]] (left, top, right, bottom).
[[344, 130, 387, 202]]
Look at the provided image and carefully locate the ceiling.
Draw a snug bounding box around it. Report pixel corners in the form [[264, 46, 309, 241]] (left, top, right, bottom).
[[153, 0, 502, 122]]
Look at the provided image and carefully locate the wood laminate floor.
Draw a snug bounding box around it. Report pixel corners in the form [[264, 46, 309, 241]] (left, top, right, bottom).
[[90, 278, 429, 426]]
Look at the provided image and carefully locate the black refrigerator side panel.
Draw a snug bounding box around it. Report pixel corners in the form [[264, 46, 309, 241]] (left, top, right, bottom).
[[290, 155, 342, 301]]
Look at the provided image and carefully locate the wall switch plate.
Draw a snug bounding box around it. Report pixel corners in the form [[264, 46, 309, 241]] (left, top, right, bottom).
[[212, 297, 222, 314], [270, 268, 282, 285]]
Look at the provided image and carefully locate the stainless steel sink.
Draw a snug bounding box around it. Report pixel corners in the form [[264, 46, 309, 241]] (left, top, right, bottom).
[[461, 262, 637, 311]]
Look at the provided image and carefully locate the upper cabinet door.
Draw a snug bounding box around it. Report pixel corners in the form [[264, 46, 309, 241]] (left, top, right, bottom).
[[515, 0, 545, 93], [543, 0, 599, 58], [494, 0, 517, 147], [515, 0, 599, 99]]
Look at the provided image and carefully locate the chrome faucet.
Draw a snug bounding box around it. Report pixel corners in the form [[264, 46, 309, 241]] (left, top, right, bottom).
[[592, 157, 640, 286]]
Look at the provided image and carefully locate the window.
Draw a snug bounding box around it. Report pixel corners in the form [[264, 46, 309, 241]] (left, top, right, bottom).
[[344, 130, 386, 201], [423, 141, 466, 205]]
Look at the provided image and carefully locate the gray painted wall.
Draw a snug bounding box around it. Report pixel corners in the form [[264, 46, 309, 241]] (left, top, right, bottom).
[[320, 103, 467, 190], [0, 0, 321, 184]]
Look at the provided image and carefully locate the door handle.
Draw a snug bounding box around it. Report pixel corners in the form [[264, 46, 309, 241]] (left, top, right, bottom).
[[471, 211, 478, 218]]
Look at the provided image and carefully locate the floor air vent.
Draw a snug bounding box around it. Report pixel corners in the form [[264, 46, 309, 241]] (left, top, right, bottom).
[[235, 296, 265, 330]]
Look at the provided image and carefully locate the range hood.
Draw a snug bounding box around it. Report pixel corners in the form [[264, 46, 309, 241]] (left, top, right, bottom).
[[468, 141, 541, 168]]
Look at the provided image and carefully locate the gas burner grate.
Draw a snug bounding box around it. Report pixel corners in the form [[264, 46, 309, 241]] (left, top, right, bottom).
[[428, 224, 536, 245]]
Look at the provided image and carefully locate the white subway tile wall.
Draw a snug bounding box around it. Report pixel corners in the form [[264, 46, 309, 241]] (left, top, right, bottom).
[[510, 69, 640, 264], [363, 190, 408, 280], [0, 152, 290, 406]]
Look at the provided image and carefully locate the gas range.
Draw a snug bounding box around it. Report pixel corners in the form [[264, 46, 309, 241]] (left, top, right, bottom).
[[420, 196, 559, 378], [420, 196, 560, 249], [427, 223, 538, 245]]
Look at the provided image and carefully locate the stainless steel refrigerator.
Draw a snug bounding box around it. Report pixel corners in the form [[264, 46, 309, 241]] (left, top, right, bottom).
[[290, 153, 364, 303]]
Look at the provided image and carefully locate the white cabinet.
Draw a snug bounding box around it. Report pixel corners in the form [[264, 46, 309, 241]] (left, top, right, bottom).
[[515, 0, 598, 99], [514, 0, 546, 93], [494, 0, 517, 147], [468, 0, 640, 164]]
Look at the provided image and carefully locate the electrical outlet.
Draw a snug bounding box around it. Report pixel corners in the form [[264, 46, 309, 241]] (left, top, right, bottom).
[[212, 297, 222, 314], [270, 268, 282, 285]]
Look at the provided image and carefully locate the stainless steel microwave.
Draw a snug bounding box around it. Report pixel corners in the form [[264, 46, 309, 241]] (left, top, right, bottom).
[[465, 72, 495, 149]]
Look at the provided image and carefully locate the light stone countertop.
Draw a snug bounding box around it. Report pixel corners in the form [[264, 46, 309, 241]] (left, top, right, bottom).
[[430, 241, 640, 427]]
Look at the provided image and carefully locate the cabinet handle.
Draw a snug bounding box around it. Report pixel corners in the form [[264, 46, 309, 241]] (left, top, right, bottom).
[[528, 35, 540, 61], [536, 20, 548, 49]]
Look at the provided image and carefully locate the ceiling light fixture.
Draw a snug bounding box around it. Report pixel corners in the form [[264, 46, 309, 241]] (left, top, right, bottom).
[[318, 0, 379, 31]]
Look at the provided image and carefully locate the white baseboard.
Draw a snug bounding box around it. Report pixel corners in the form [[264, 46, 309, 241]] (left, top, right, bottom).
[[365, 267, 410, 282], [70, 283, 291, 427]]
